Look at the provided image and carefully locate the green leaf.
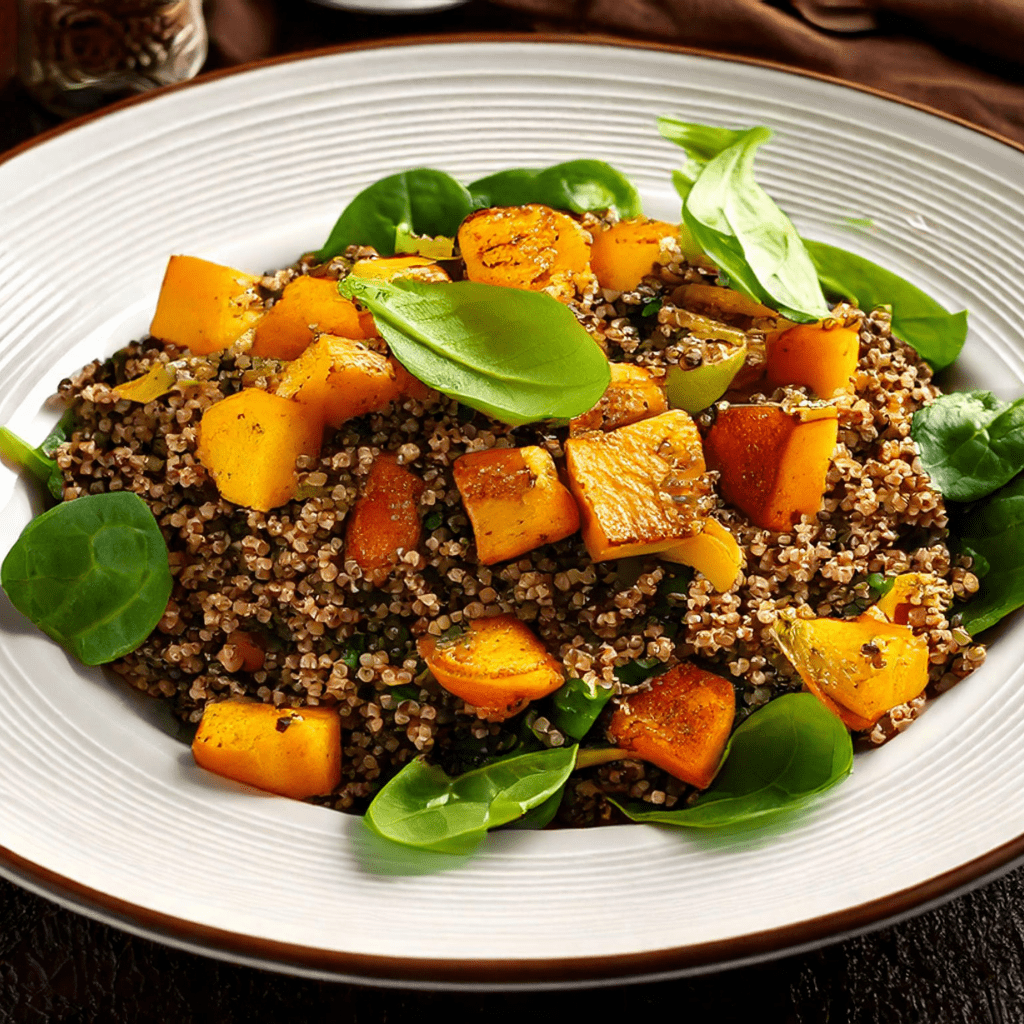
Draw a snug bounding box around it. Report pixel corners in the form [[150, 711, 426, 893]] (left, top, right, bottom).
[[658, 117, 749, 192], [958, 474, 1024, 634], [364, 745, 578, 854], [393, 225, 455, 260], [0, 412, 72, 502], [911, 391, 1024, 502], [611, 693, 852, 828], [1, 491, 173, 665], [467, 160, 642, 218], [316, 169, 474, 261], [503, 784, 565, 830], [803, 239, 967, 372], [339, 277, 610, 426], [549, 677, 615, 742], [38, 407, 75, 459], [663, 342, 747, 414], [682, 128, 830, 323]]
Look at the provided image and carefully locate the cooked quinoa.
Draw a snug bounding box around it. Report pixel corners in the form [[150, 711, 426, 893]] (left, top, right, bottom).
[[50, 230, 986, 826]]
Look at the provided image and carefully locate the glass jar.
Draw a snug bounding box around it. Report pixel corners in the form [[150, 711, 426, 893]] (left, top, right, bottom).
[[18, 0, 207, 117]]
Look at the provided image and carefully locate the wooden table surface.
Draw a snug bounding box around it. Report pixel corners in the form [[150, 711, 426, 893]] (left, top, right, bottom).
[[3, 2, 1024, 1021]]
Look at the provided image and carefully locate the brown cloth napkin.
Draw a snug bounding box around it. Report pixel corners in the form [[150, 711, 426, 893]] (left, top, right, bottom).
[[489, 0, 1024, 144]]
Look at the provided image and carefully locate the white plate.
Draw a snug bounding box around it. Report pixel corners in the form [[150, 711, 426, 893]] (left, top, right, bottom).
[[2, 39, 1024, 989]]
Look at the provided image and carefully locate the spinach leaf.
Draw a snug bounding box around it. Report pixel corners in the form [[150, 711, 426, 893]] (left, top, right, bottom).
[[1, 491, 173, 665], [316, 169, 474, 262], [658, 117, 749, 199], [804, 239, 967, 372], [339, 277, 610, 426], [611, 693, 852, 828], [0, 409, 73, 501], [38, 407, 75, 459], [549, 677, 615, 742], [911, 391, 1024, 502], [680, 127, 830, 323], [468, 160, 642, 219], [503, 784, 565, 830], [364, 744, 578, 854], [958, 474, 1024, 634]]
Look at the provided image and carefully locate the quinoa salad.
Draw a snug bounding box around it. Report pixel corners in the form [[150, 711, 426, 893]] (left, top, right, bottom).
[[2, 119, 1010, 851]]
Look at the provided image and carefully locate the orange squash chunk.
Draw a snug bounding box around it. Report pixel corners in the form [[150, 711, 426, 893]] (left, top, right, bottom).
[[565, 409, 708, 561], [350, 256, 451, 283], [345, 453, 425, 586], [196, 388, 322, 512], [453, 446, 580, 565], [192, 699, 341, 800], [251, 275, 373, 361], [458, 204, 592, 293], [417, 614, 564, 721], [766, 322, 860, 398], [569, 362, 667, 434], [150, 255, 263, 355], [873, 572, 947, 626], [772, 613, 930, 730], [661, 518, 744, 592], [703, 404, 838, 532], [276, 334, 427, 430], [607, 663, 735, 789], [590, 218, 678, 292]]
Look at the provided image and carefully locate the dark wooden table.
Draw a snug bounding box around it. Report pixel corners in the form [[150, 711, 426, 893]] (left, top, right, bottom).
[[4, 2, 1024, 1021]]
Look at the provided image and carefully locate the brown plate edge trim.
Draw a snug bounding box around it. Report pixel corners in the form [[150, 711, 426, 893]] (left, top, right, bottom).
[[3, 31, 1024, 986]]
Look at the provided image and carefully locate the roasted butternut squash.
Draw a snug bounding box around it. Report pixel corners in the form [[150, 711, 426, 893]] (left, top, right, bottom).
[[345, 453, 425, 586], [251, 275, 374, 361], [703, 403, 838, 532], [589, 218, 678, 292], [766, 322, 860, 398], [772, 613, 930, 730], [565, 409, 709, 561], [417, 614, 564, 721], [607, 663, 735, 789], [453, 445, 580, 565], [350, 256, 451, 283], [458, 204, 592, 294], [661, 518, 744, 592], [196, 388, 322, 512], [113, 362, 181, 404], [569, 362, 667, 434], [150, 255, 263, 355], [192, 699, 341, 799], [873, 572, 948, 626], [276, 334, 428, 429]]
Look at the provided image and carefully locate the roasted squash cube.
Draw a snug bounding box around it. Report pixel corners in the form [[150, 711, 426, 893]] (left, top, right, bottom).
[[192, 699, 341, 799], [766, 322, 860, 398], [150, 255, 263, 355], [703, 403, 838, 532], [569, 362, 667, 434], [661, 518, 744, 593], [453, 445, 580, 565], [196, 388, 322, 512], [872, 572, 950, 627], [607, 663, 735, 789], [564, 409, 709, 561], [417, 614, 564, 721], [345, 453, 425, 586], [589, 218, 678, 292], [251, 275, 374, 361], [350, 256, 451, 283]]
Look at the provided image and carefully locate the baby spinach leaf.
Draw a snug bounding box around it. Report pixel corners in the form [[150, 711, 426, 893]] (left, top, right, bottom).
[[658, 117, 749, 200], [339, 276, 610, 426], [0, 410, 73, 501], [364, 744, 578, 854], [503, 784, 565, 830], [803, 239, 967, 372], [611, 693, 852, 828], [549, 677, 615, 742], [911, 391, 1024, 502], [468, 160, 642, 219], [1, 491, 173, 665], [958, 474, 1024, 634], [38, 407, 75, 459], [316, 169, 474, 262]]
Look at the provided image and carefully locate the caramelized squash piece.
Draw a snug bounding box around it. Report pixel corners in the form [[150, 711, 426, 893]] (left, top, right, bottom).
[[565, 409, 709, 561], [458, 204, 592, 294], [873, 572, 949, 626], [113, 362, 182, 404], [661, 518, 744, 592], [417, 614, 564, 721], [196, 388, 322, 512], [766, 322, 860, 398], [150, 255, 263, 355], [453, 446, 579, 565], [192, 699, 341, 799], [772, 613, 929, 730], [589, 218, 678, 292], [350, 256, 451, 283], [569, 363, 667, 434], [276, 334, 428, 429], [251, 275, 374, 361], [345, 453, 425, 586], [607, 663, 735, 789], [703, 404, 838, 532], [671, 283, 779, 321]]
